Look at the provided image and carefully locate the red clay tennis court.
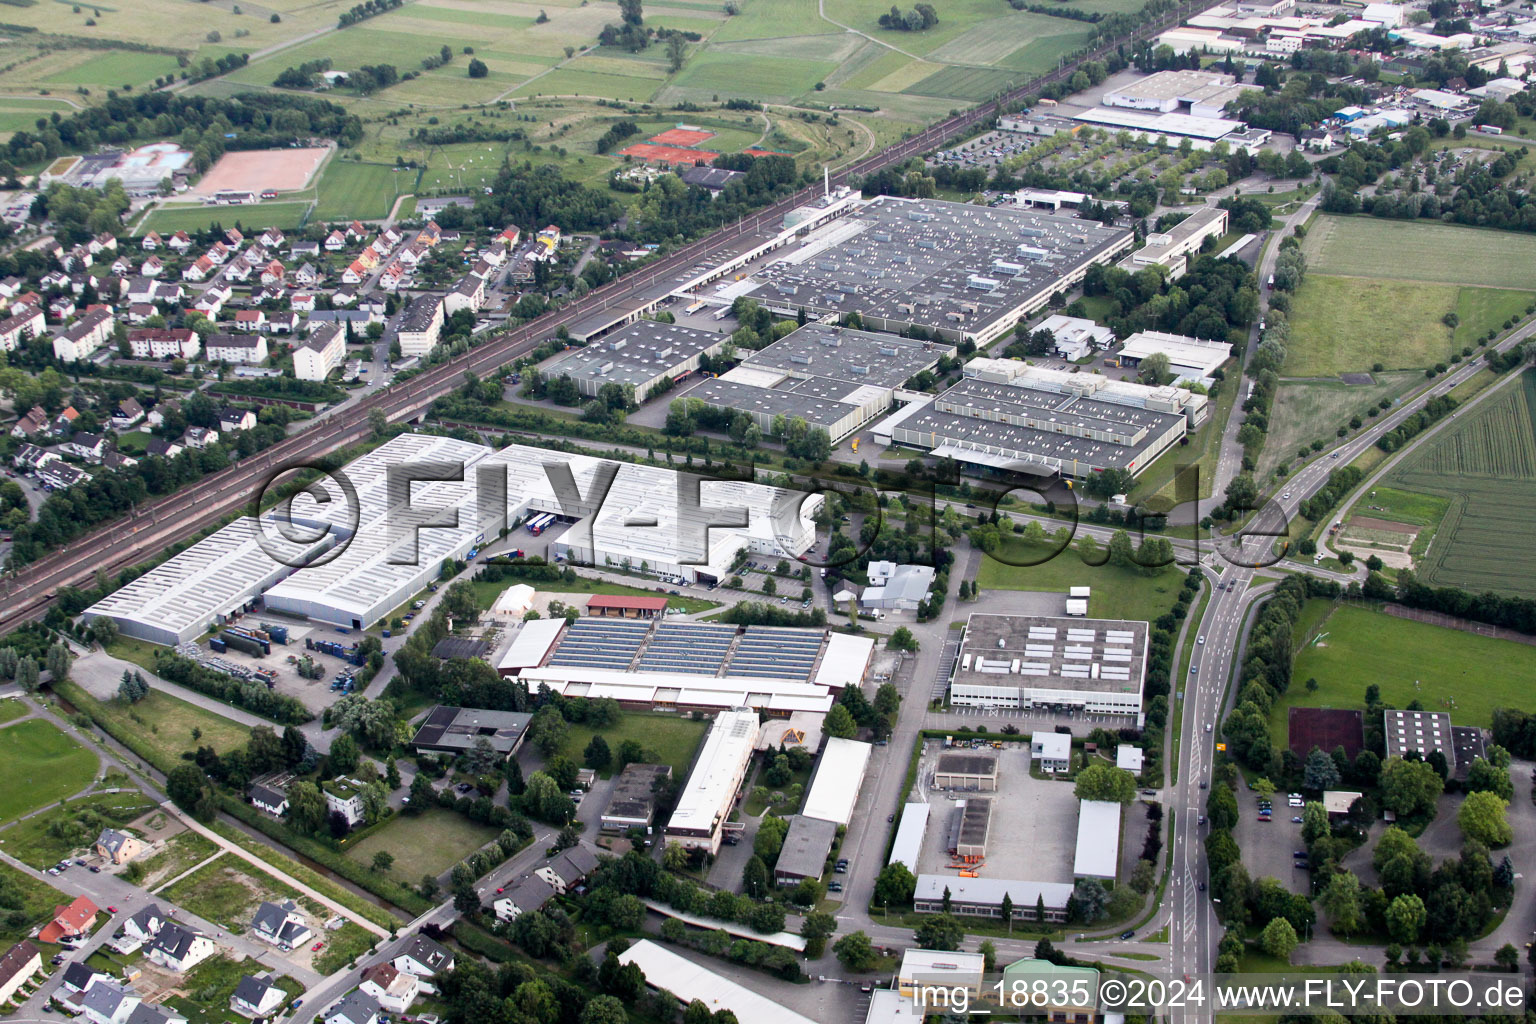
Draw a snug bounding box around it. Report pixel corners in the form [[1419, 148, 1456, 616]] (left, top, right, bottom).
[[620, 143, 719, 164], [650, 127, 716, 147]]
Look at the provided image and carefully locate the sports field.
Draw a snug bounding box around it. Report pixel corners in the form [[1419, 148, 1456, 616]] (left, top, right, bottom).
[[1382, 369, 1536, 598], [194, 147, 331, 197], [1278, 602, 1535, 733], [621, 142, 720, 164], [1300, 216, 1536, 290], [0, 718, 98, 821], [343, 807, 499, 885], [137, 202, 312, 237], [1257, 372, 1421, 479], [311, 161, 414, 222]]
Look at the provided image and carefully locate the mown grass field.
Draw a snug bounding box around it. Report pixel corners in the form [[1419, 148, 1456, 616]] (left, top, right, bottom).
[[1277, 602, 1536, 734], [976, 536, 1186, 622], [1381, 369, 1536, 598], [0, 699, 27, 725], [0, 860, 68, 942], [137, 202, 312, 237], [312, 161, 414, 222], [0, 718, 99, 821], [553, 711, 709, 780], [1300, 216, 1536, 289], [343, 808, 499, 885], [57, 678, 252, 769], [2, 791, 156, 868], [1257, 371, 1420, 479]]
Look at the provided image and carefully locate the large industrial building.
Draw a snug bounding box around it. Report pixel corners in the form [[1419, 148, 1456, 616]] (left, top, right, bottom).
[[679, 324, 954, 442], [1118, 206, 1230, 279], [497, 615, 874, 715], [410, 706, 532, 759], [665, 708, 760, 854], [1114, 330, 1232, 381], [949, 614, 1149, 724], [876, 359, 1207, 481], [1103, 70, 1247, 117], [542, 320, 729, 400], [913, 874, 1073, 921], [738, 197, 1133, 344], [800, 737, 872, 825], [1072, 800, 1122, 879]]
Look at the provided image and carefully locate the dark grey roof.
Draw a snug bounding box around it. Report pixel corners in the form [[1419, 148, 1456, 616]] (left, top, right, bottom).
[[60, 960, 104, 991], [150, 921, 202, 962], [0, 941, 39, 988], [773, 814, 837, 879], [396, 933, 454, 974], [125, 1004, 180, 1024], [502, 875, 557, 914], [411, 705, 530, 755], [126, 903, 163, 934], [431, 636, 490, 661], [80, 978, 132, 1018], [679, 166, 746, 190], [548, 844, 601, 884], [328, 990, 380, 1024], [249, 783, 286, 807], [233, 974, 278, 1008], [251, 900, 301, 938], [96, 828, 131, 854]]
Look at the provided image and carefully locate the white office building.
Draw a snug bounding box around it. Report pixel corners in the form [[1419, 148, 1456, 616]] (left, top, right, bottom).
[[665, 709, 760, 854]]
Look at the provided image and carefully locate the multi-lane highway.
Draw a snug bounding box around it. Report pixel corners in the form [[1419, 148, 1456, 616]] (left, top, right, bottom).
[[0, 0, 1213, 637]]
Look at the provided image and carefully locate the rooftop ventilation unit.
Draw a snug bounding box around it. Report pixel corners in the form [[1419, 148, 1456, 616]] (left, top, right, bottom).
[[878, 345, 900, 357], [790, 353, 813, 365], [849, 364, 870, 375], [609, 337, 627, 350], [993, 260, 1023, 275], [967, 275, 1000, 291], [908, 211, 935, 222]]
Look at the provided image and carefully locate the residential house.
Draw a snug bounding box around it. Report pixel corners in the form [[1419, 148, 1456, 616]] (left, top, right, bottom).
[[323, 778, 366, 826], [74, 976, 140, 1024], [259, 228, 284, 250], [0, 941, 41, 1006], [145, 438, 183, 460], [233, 309, 265, 332], [109, 256, 132, 276], [394, 294, 443, 356], [53, 309, 114, 362], [0, 306, 43, 351], [260, 260, 285, 286], [293, 322, 345, 382], [110, 398, 145, 429], [290, 293, 317, 313], [139, 256, 164, 278], [250, 900, 311, 950], [11, 407, 46, 438], [12, 443, 55, 472], [267, 311, 299, 334], [290, 240, 320, 259], [51, 406, 80, 436], [48, 296, 76, 321], [93, 232, 118, 253], [181, 426, 219, 450], [121, 905, 164, 943], [231, 975, 286, 1019], [415, 221, 441, 247], [181, 256, 214, 282], [341, 261, 367, 286], [324, 230, 347, 251], [38, 895, 99, 944], [128, 328, 200, 360], [293, 262, 320, 287], [250, 286, 282, 304], [223, 258, 252, 284], [93, 828, 142, 865], [356, 247, 380, 271], [392, 934, 454, 979], [125, 304, 155, 325], [396, 243, 426, 267], [206, 242, 230, 266], [324, 991, 379, 1024], [378, 262, 406, 291], [204, 334, 268, 364], [218, 408, 257, 433], [331, 287, 358, 307], [146, 400, 180, 428], [147, 922, 215, 973], [140, 232, 163, 251], [346, 220, 367, 240], [39, 271, 69, 291], [444, 274, 485, 316], [498, 226, 521, 248], [39, 461, 89, 490], [247, 783, 288, 817], [359, 963, 419, 1014], [59, 962, 107, 994], [224, 228, 244, 247], [534, 845, 601, 895], [102, 451, 138, 472], [492, 876, 557, 922]]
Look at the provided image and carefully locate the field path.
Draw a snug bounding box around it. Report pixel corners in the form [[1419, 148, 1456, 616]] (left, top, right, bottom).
[[816, 0, 924, 61]]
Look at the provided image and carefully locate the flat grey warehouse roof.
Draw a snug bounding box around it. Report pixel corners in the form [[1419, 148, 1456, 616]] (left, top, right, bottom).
[[544, 320, 727, 389], [957, 614, 1149, 694], [747, 197, 1132, 338], [744, 324, 953, 389]]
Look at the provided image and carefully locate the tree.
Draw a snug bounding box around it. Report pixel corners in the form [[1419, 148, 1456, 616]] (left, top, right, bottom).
[[1303, 748, 1341, 791], [581, 995, 629, 1024], [835, 930, 879, 970], [800, 911, 836, 958], [1386, 894, 1427, 944], [914, 913, 963, 951], [888, 627, 919, 652], [1137, 351, 1172, 386], [166, 764, 206, 812], [1458, 790, 1513, 846], [1320, 870, 1363, 936], [287, 781, 326, 833], [1495, 943, 1520, 971], [1072, 878, 1109, 922], [585, 734, 612, 771], [1259, 917, 1298, 961], [1301, 802, 1330, 846], [824, 704, 857, 739], [372, 851, 394, 873], [1465, 757, 1513, 800], [666, 34, 686, 73], [1000, 891, 1014, 932], [384, 756, 402, 790], [1381, 757, 1444, 818], [530, 706, 569, 758], [467, 57, 488, 78], [662, 842, 689, 871], [871, 862, 916, 909], [45, 643, 70, 682], [14, 656, 38, 693], [1074, 764, 1136, 804], [328, 733, 360, 774], [742, 855, 769, 898]]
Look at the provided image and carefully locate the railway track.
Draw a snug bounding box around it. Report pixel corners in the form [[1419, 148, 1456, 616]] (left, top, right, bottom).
[[0, 2, 1206, 634]]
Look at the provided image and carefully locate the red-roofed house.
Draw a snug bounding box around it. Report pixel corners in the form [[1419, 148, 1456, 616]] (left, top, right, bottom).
[[585, 595, 668, 618], [234, 309, 265, 331], [38, 896, 99, 944]]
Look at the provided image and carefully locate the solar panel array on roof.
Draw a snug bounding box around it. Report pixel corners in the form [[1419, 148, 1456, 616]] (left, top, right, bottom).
[[547, 618, 650, 671], [727, 625, 822, 680], [638, 622, 735, 676]]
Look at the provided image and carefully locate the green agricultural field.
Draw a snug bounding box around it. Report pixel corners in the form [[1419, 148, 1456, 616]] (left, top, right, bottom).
[[312, 161, 415, 222], [513, 66, 663, 102], [0, 98, 82, 136], [1380, 370, 1536, 598], [553, 710, 709, 780], [1, 792, 156, 868], [1286, 277, 1468, 376], [1277, 602, 1536, 734], [162, 855, 301, 932], [41, 50, 182, 88], [1301, 216, 1536, 289], [976, 537, 1186, 623], [0, 718, 99, 822], [666, 51, 837, 102], [137, 202, 312, 237], [1257, 372, 1421, 479], [904, 64, 1020, 102], [343, 808, 499, 885]]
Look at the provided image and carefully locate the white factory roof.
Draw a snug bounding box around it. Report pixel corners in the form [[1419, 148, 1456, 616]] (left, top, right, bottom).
[[618, 940, 818, 1024], [914, 873, 1075, 907], [489, 583, 535, 617], [497, 618, 565, 671], [82, 516, 329, 644], [813, 632, 876, 689], [800, 737, 872, 826], [518, 666, 836, 713], [866, 989, 925, 1024], [1032, 731, 1072, 760], [1072, 107, 1246, 140], [1073, 800, 1122, 879], [1117, 331, 1231, 376], [1116, 745, 1144, 772], [889, 803, 931, 871], [668, 709, 761, 835], [899, 948, 987, 985]]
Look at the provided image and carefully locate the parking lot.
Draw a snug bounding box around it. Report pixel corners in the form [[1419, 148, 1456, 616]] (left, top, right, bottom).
[[1234, 788, 1308, 894], [926, 129, 1037, 170], [914, 743, 1079, 885]]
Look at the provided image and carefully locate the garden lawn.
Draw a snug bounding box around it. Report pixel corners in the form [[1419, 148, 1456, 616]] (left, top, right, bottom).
[[162, 956, 301, 1024], [1274, 602, 1535, 735], [161, 855, 301, 933], [554, 711, 708, 780], [57, 679, 251, 772], [1, 792, 155, 868], [0, 718, 99, 821], [976, 536, 1186, 622], [343, 808, 499, 885], [0, 699, 28, 725]]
